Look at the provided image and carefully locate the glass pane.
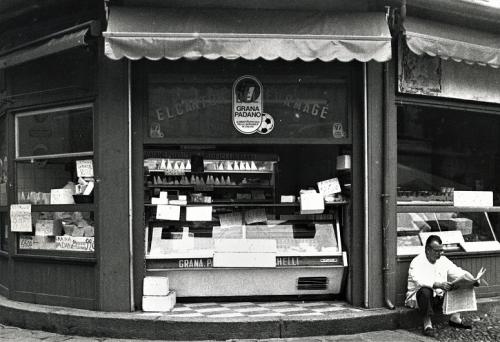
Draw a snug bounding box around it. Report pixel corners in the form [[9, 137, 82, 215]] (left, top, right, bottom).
[[16, 157, 94, 204], [0, 115, 6, 206], [16, 104, 93, 158], [0, 213, 7, 251], [397, 212, 500, 254], [18, 211, 94, 253], [148, 78, 349, 142], [397, 105, 500, 204]]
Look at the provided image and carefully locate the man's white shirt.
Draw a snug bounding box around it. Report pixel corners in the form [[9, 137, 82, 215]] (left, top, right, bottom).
[[405, 252, 466, 308]]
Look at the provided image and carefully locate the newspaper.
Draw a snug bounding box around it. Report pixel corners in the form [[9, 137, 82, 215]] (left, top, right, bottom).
[[443, 267, 486, 314]]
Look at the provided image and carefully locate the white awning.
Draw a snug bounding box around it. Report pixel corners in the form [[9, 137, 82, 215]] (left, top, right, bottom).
[[0, 29, 88, 69], [404, 16, 500, 68], [103, 7, 392, 62]]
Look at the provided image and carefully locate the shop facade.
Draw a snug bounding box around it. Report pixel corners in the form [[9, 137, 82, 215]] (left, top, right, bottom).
[[0, 0, 499, 314]]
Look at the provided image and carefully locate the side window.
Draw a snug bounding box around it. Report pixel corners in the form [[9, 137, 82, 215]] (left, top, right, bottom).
[[14, 104, 95, 254]]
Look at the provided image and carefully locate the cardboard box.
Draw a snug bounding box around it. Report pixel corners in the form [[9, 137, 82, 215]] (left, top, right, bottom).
[[143, 276, 169, 296], [142, 291, 176, 312], [300, 192, 325, 214]]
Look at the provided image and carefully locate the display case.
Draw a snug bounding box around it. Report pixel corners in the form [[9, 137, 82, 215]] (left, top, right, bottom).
[[143, 149, 348, 297], [397, 206, 500, 256]]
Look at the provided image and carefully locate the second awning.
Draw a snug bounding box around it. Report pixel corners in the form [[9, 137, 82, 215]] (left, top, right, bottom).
[[404, 16, 500, 68], [103, 7, 391, 62]]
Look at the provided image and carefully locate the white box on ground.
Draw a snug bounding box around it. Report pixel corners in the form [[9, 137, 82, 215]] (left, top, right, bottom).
[[143, 276, 169, 296], [213, 252, 276, 267], [142, 291, 176, 312], [453, 191, 493, 207]]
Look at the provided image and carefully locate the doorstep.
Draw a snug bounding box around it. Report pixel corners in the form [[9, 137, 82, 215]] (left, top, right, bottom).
[[0, 295, 498, 341]]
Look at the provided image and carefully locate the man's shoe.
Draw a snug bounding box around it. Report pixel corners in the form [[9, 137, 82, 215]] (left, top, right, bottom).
[[423, 326, 436, 337], [449, 320, 472, 329]]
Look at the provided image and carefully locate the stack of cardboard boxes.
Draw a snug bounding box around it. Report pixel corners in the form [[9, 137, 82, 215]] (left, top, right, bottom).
[[142, 276, 176, 312]]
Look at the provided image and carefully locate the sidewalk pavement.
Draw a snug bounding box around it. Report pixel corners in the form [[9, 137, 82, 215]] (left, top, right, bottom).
[[0, 324, 436, 342], [0, 294, 498, 341]]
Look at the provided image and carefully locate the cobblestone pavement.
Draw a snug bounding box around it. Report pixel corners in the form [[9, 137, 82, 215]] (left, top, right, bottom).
[[407, 311, 500, 342]]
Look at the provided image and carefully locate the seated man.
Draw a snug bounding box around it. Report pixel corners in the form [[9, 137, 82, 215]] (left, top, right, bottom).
[[406, 235, 476, 337]]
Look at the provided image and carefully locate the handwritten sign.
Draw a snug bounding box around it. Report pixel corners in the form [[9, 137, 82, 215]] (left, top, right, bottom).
[[317, 178, 341, 196], [76, 159, 94, 178], [56, 236, 94, 252], [10, 204, 32, 232]]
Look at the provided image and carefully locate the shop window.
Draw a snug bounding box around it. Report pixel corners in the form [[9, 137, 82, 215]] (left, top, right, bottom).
[[397, 105, 500, 255], [13, 104, 95, 255]]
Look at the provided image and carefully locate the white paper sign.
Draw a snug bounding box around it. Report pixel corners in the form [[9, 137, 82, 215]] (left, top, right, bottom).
[[76, 160, 94, 178], [10, 204, 32, 232], [156, 205, 180, 221], [56, 236, 94, 252], [317, 178, 341, 195], [186, 206, 212, 221], [50, 189, 75, 204], [453, 191, 493, 207]]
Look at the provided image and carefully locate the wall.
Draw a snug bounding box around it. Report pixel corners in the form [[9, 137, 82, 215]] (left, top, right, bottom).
[[399, 44, 500, 104]]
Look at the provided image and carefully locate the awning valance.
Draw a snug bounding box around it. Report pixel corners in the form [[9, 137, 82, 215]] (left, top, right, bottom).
[[0, 29, 89, 69], [103, 7, 391, 62], [404, 17, 500, 68]]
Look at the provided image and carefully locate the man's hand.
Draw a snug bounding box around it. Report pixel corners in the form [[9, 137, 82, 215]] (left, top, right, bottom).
[[433, 281, 452, 291]]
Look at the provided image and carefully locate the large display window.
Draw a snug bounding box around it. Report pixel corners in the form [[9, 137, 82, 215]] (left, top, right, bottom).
[[12, 104, 95, 255], [397, 105, 500, 255], [143, 144, 350, 297]]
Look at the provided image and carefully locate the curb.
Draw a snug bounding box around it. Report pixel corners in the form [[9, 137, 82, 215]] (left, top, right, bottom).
[[0, 295, 498, 340]]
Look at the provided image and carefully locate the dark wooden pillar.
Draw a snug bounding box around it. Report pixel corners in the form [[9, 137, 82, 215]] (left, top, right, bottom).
[[96, 43, 131, 311], [365, 61, 385, 308]]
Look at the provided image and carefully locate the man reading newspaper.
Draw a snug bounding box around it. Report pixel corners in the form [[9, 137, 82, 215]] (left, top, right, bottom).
[[406, 235, 485, 337]]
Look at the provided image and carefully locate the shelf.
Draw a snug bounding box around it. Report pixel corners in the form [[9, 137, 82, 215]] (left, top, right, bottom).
[[397, 205, 500, 213], [148, 170, 273, 174], [146, 184, 272, 189], [145, 201, 348, 208], [17, 204, 96, 212]]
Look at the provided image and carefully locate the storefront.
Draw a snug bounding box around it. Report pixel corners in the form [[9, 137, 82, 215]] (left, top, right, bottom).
[[103, 6, 392, 308], [393, 14, 500, 304], [3, 1, 498, 315]]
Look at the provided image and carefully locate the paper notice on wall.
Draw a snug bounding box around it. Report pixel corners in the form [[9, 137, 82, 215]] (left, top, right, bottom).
[[219, 212, 243, 228], [244, 208, 267, 224], [50, 189, 75, 204], [156, 205, 180, 221], [317, 178, 341, 195], [186, 206, 212, 221], [76, 159, 94, 178], [10, 204, 32, 232]]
